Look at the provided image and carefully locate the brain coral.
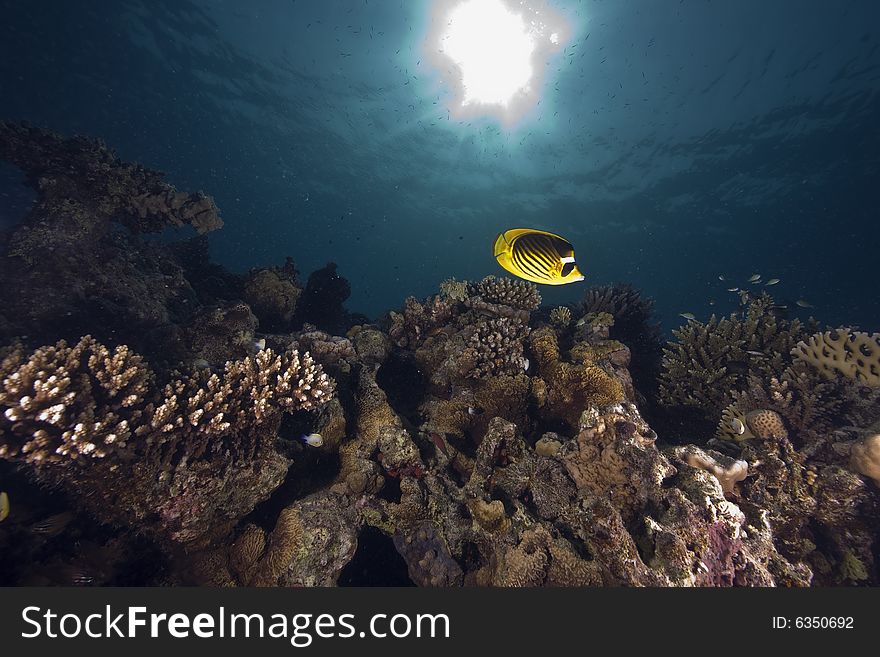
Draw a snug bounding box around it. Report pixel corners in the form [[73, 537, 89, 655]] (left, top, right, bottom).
[[793, 329, 880, 387]]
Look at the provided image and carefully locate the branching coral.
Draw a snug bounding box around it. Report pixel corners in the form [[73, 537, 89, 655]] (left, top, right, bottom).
[[659, 294, 813, 419], [0, 337, 151, 463], [0, 336, 335, 548], [728, 364, 854, 448], [550, 306, 572, 328]]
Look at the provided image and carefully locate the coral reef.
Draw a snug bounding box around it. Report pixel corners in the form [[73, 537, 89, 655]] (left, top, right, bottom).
[[581, 283, 664, 404], [2, 123, 878, 588]]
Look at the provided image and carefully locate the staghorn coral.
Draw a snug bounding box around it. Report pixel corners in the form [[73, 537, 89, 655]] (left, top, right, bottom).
[[0, 336, 335, 548], [470, 275, 541, 311], [659, 294, 813, 420], [793, 329, 880, 387]]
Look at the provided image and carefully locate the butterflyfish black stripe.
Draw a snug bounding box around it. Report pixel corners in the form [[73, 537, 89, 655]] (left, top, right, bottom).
[[531, 242, 559, 267], [519, 247, 551, 272], [517, 237, 556, 266], [514, 249, 548, 279], [529, 236, 561, 263], [515, 249, 550, 279]]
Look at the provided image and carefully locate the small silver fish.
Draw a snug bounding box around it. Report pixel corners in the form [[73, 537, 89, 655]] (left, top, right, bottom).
[[765, 278, 780, 286], [300, 433, 323, 447], [726, 287, 739, 292], [679, 312, 696, 320], [522, 357, 530, 371], [718, 275, 726, 281], [748, 274, 761, 283], [730, 418, 746, 435], [745, 350, 767, 357], [253, 338, 266, 351], [796, 300, 815, 308]]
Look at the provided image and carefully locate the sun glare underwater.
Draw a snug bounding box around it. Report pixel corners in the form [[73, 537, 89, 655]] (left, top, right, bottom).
[[0, 0, 879, 588]]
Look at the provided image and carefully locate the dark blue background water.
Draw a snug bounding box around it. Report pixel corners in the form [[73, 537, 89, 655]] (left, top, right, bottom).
[[1, 0, 878, 332]]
